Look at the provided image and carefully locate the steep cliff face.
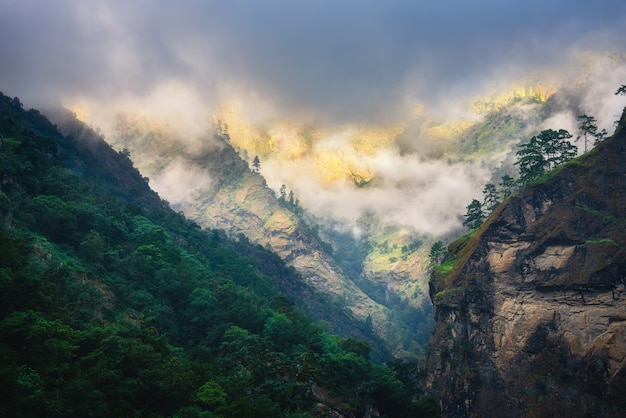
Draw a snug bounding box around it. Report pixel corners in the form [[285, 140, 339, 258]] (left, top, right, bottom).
[[181, 138, 389, 330], [428, 109, 626, 417]]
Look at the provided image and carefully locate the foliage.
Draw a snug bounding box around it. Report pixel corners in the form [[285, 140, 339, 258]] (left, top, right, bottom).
[[251, 155, 261, 173], [434, 257, 457, 279], [499, 174, 516, 199], [428, 241, 447, 269], [515, 129, 577, 185], [463, 199, 485, 230], [482, 183, 500, 213], [576, 115, 607, 152], [277, 184, 302, 214], [0, 93, 437, 417]]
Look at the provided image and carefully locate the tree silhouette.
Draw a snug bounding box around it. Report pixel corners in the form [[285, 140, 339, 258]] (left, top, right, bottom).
[[576, 115, 606, 152], [515, 129, 577, 184], [499, 174, 516, 199], [463, 199, 485, 230], [515, 136, 546, 184], [428, 241, 446, 268], [482, 183, 500, 213], [577, 115, 597, 153], [252, 155, 261, 173], [540, 129, 576, 169]]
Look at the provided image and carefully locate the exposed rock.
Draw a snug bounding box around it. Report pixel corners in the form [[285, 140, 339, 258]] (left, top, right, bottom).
[[427, 108, 626, 417], [78, 117, 396, 356]]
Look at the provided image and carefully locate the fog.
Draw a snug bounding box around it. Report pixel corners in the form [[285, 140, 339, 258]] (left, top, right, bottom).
[[1, 1, 625, 236]]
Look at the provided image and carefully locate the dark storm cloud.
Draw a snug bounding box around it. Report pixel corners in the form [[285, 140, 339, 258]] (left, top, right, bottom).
[[1, 0, 625, 121]]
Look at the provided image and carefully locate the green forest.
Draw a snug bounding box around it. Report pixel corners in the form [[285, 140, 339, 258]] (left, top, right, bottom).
[[0, 93, 438, 417]]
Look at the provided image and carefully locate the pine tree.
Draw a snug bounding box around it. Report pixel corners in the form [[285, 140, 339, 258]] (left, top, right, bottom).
[[482, 183, 500, 213], [515, 129, 577, 184], [428, 240, 446, 268], [515, 136, 546, 184], [288, 190, 294, 207], [537, 129, 574, 169], [463, 199, 485, 230], [577, 115, 602, 152], [499, 174, 516, 199], [252, 155, 261, 173]]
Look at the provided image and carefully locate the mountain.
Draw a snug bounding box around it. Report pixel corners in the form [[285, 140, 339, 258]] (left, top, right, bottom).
[[427, 106, 626, 417], [0, 93, 438, 417], [83, 112, 433, 357], [73, 87, 558, 358], [52, 112, 402, 357]]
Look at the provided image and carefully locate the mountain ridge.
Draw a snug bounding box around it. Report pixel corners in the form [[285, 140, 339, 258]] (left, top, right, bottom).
[[89, 112, 430, 356], [84, 91, 566, 358], [0, 92, 440, 416], [427, 106, 626, 417]]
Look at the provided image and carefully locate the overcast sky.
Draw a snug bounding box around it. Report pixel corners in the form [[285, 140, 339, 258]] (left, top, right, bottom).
[[2, 1, 625, 236], [1, 0, 625, 123]]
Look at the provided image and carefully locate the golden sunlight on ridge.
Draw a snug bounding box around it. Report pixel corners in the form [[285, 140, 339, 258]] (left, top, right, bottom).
[[216, 102, 403, 184], [472, 84, 556, 114]]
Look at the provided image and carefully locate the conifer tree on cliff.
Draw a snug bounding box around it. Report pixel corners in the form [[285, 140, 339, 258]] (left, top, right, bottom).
[[252, 155, 261, 173], [463, 199, 485, 230], [515, 129, 577, 184]]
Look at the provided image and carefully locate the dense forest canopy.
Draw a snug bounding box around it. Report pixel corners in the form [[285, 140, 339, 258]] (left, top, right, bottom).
[[0, 93, 438, 417]]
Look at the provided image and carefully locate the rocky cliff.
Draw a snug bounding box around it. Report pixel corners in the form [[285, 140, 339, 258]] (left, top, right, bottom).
[[427, 108, 626, 417]]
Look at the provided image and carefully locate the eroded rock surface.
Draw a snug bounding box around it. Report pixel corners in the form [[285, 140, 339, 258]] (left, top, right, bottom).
[[428, 110, 626, 417]]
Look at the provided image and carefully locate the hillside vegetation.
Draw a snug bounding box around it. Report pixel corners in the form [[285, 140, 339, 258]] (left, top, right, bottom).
[[0, 93, 438, 417], [84, 86, 562, 360], [427, 104, 626, 417]]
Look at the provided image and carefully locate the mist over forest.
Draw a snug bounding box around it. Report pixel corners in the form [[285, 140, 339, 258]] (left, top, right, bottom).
[[1, 2, 626, 417], [2, 1, 625, 238]]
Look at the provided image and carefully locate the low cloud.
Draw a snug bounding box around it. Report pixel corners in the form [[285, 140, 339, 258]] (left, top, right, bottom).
[[261, 142, 490, 237], [1, 1, 625, 238], [1, 1, 625, 125], [149, 157, 213, 206]]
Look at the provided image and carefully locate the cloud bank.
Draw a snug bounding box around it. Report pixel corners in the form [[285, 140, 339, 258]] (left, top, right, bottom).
[[1, 0, 625, 124], [1, 1, 625, 236], [262, 146, 490, 236]]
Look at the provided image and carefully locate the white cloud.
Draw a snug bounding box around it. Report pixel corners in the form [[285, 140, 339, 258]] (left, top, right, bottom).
[[150, 157, 213, 206]]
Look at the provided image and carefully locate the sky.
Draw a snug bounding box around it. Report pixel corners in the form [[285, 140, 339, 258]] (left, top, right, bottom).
[[2, 0, 625, 122], [2, 0, 626, 236]]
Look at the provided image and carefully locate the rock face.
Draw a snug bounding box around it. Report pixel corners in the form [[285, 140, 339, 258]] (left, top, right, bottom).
[[183, 140, 387, 330], [427, 110, 626, 417], [72, 117, 397, 355]]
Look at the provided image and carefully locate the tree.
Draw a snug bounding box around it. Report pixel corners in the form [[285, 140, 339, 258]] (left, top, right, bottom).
[[577, 115, 597, 153], [499, 174, 516, 199], [196, 381, 227, 409], [252, 155, 261, 173], [594, 128, 607, 146], [576, 115, 606, 152], [482, 183, 499, 213], [538, 129, 576, 169], [616, 84, 626, 96], [216, 120, 230, 142], [515, 136, 546, 184], [278, 184, 287, 203], [428, 241, 446, 268], [288, 190, 295, 206], [515, 129, 577, 184], [463, 199, 485, 230]]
